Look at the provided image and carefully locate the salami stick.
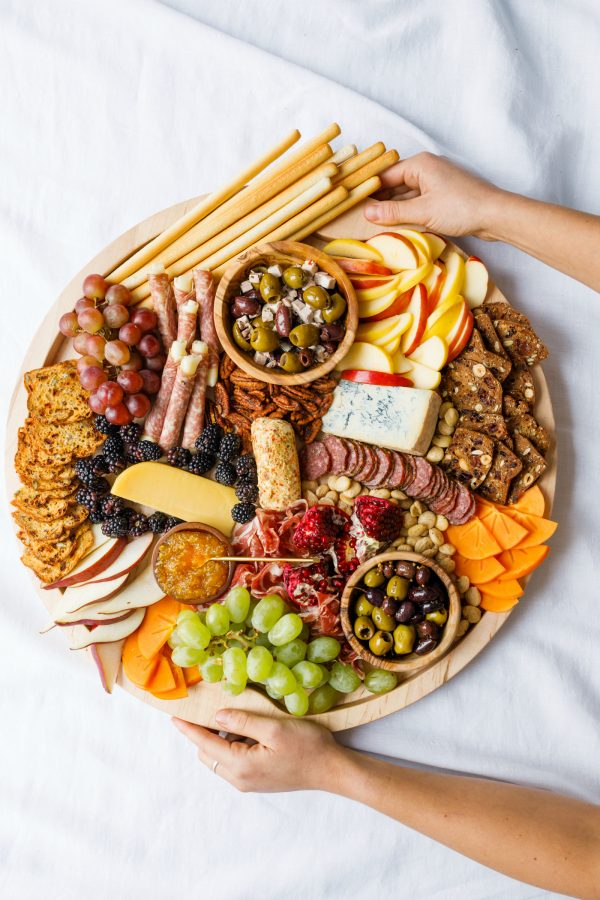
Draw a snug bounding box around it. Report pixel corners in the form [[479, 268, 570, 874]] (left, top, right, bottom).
[[159, 353, 202, 451], [193, 268, 221, 386], [148, 264, 177, 348], [176, 299, 198, 349], [143, 340, 186, 442], [173, 273, 195, 308], [181, 341, 209, 450]]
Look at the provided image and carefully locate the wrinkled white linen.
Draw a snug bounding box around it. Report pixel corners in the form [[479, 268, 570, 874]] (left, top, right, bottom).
[[1, 1, 599, 898]]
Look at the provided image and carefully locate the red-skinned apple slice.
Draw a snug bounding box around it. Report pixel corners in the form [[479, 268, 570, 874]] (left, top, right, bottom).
[[423, 293, 464, 339], [70, 532, 153, 587], [403, 361, 442, 390], [350, 275, 395, 290], [447, 308, 474, 361], [423, 233, 447, 259], [335, 257, 393, 277], [437, 250, 465, 305], [407, 336, 448, 371], [323, 238, 383, 262], [366, 233, 420, 271], [423, 262, 445, 315], [341, 370, 413, 387], [58, 612, 132, 628], [358, 287, 403, 320], [463, 256, 489, 308], [69, 607, 145, 650], [399, 284, 428, 356], [364, 289, 412, 322], [44, 537, 126, 590], [394, 229, 432, 263], [356, 274, 403, 302]]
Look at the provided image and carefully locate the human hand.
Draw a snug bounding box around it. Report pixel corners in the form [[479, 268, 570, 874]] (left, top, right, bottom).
[[365, 152, 503, 239], [172, 710, 347, 793]]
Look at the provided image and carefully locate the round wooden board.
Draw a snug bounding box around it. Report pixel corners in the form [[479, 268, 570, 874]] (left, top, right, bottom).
[[5, 195, 556, 731]]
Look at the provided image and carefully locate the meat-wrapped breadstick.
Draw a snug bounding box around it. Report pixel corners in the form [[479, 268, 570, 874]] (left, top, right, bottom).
[[176, 298, 198, 349], [173, 273, 195, 308], [159, 352, 203, 451], [148, 263, 177, 348], [143, 340, 186, 442], [193, 268, 221, 386], [181, 340, 209, 450]]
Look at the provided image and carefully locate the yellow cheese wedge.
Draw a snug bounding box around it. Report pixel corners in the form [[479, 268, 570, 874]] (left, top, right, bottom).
[[111, 463, 237, 536]]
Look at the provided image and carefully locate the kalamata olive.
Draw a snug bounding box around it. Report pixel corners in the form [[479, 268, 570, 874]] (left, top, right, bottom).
[[414, 637, 438, 656], [395, 601, 416, 623], [409, 612, 425, 625], [381, 596, 399, 617], [231, 296, 261, 318], [364, 587, 385, 607], [321, 341, 337, 355], [320, 323, 345, 343], [415, 565, 431, 586], [298, 348, 314, 367], [408, 584, 437, 605], [382, 562, 396, 578], [421, 597, 444, 614], [416, 620, 440, 641], [395, 561, 416, 579], [274, 303, 292, 337]]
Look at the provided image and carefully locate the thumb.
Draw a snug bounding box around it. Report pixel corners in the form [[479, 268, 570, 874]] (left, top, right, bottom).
[[365, 196, 429, 227], [216, 708, 280, 746]]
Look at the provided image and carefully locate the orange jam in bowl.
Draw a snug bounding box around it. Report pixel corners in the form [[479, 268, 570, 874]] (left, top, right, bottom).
[[153, 527, 231, 604]]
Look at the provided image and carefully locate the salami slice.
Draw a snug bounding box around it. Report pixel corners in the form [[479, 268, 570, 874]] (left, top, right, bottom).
[[193, 268, 221, 380], [352, 441, 367, 477], [343, 440, 359, 476], [181, 352, 208, 449], [429, 480, 459, 516], [364, 448, 394, 487], [148, 269, 177, 348], [323, 435, 349, 474], [300, 442, 331, 481], [400, 454, 418, 492], [446, 483, 476, 524], [422, 465, 444, 503], [385, 453, 406, 489], [159, 355, 200, 450], [176, 299, 199, 349], [409, 457, 435, 498], [143, 351, 180, 442], [356, 447, 379, 483]]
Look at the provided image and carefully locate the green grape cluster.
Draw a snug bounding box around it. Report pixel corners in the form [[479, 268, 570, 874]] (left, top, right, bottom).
[[168, 585, 398, 716]]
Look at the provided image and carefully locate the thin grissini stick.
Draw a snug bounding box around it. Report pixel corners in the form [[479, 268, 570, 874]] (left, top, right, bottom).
[[193, 269, 220, 386], [333, 141, 386, 183], [337, 148, 399, 191], [159, 352, 202, 451], [124, 161, 337, 290], [173, 273, 195, 308], [147, 264, 177, 347], [181, 340, 208, 450], [245, 184, 349, 254], [330, 144, 357, 165], [107, 129, 301, 282], [291, 176, 382, 242], [176, 299, 199, 349], [143, 339, 186, 441]]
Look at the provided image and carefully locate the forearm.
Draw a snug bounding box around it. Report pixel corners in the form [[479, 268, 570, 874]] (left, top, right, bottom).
[[481, 190, 600, 292], [329, 749, 600, 899]]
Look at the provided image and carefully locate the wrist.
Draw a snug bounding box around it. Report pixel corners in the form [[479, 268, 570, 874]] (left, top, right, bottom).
[[475, 186, 517, 242]]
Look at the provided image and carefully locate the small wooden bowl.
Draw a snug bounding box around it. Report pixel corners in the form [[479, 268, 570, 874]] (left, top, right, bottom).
[[151, 522, 234, 606], [214, 240, 358, 386], [340, 551, 461, 673]]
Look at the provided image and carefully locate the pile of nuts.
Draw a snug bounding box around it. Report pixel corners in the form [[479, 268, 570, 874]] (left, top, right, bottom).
[[426, 401, 459, 463]]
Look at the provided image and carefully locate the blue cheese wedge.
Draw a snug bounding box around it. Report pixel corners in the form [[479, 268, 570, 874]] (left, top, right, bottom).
[[321, 380, 441, 456]]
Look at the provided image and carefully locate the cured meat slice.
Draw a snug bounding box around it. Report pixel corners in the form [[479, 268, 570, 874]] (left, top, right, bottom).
[[181, 346, 209, 450], [143, 340, 186, 441], [173, 273, 196, 309], [148, 267, 177, 348], [408, 457, 435, 498], [364, 448, 394, 487], [447, 484, 477, 524], [322, 435, 349, 474], [355, 446, 378, 483], [429, 480, 459, 516], [422, 465, 444, 503], [385, 453, 406, 489], [159, 354, 202, 451], [193, 268, 221, 383], [300, 442, 331, 481], [176, 299, 199, 349], [342, 439, 358, 476], [351, 441, 367, 477], [400, 454, 418, 492]]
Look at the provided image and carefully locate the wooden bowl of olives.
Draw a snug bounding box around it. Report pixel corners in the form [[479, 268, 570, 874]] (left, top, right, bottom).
[[340, 551, 461, 673], [214, 240, 358, 386]]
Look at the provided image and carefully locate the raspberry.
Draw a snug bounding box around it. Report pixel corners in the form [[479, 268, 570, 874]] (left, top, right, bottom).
[[292, 504, 350, 553], [353, 496, 402, 543], [283, 559, 331, 607]]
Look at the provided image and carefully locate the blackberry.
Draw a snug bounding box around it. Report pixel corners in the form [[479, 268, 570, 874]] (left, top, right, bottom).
[[76, 472, 110, 494], [134, 440, 163, 462], [76, 487, 97, 510], [87, 504, 105, 524], [94, 414, 119, 436], [103, 435, 124, 456], [214, 461, 237, 486], [187, 451, 215, 476], [120, 423, 142, 443], [164, 516, 183, 531], [219, 432, 241, 461], [124, 442, 141, 463], [231, 502, 256, 524], [235, 454, 257, 480], [75, 458, 95, 482], [235, 480, 258, 503], [100, 495, 125, 518], [102, 514, 130, 539], [147, 512, 168, 533], [91, 455, 110, 476], [103, 451, 126, 474], [195, 423, 223, 455], [167, 446, 192, 469], [128, 512, 149, 538]]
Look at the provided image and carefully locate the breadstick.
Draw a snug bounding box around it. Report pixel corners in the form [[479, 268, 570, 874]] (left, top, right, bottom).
[[330, 144, 357, 165], [337, 148, 399, 191], [333, 142, 385, 183], [291, 176, 382, 242]]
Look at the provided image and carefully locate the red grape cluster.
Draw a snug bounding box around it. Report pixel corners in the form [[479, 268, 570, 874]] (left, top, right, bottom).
[[59, 274, 164, 426]]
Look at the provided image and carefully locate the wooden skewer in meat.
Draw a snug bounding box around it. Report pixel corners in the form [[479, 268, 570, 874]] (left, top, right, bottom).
[[159, 351, 203, 451], [181, 340, 209, 450], [143, 339, 186, 442], [147, 263, 177, 348], [193, 268, 221, 387], [176, 299, 198, 349], [173, 273, 195, 308]]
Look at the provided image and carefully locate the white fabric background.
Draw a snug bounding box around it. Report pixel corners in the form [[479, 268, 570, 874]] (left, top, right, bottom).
[[1, 1, 599, 898]]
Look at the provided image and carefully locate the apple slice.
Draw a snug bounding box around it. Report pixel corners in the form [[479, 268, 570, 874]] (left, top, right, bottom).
[[69, 608, 145, 650], [437, 250, 465, 305], [323, 238, 383, 262], [423, 298, 466, 344], [395, 261, 433, 294], [423, 263, 445, 314], [366, 233, 420, 271], [350, 275, 395, 290], [399, 284, 428, 356], [463, 256, 489, 308], [369, 314, 412, 348], [391, 350, 414, 375], [358, 287, 403, 320], [395, 229, 432, 263], [424, 291, 464, 333], [423, 233, 447, 259], [447, 308, 474, 362], [357, 312, 411, 343], [403, 361, 442, 390], [356, 274, 403, 302], [336, 257, 393, 277], [335, 341, 394, 374], [341, 370, 413, 387], [380, 334, 402, 355], [363, 289, 412, 322], [44, 537, 126, 590], [408, 336, 448, 371], [71, 533, 154, 587]]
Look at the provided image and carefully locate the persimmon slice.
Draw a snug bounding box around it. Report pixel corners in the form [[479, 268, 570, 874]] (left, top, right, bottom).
[[446, 517, 501, 560]]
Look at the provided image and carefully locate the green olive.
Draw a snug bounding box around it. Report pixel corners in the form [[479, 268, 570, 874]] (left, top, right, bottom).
[[279, 351, 304, 373], [322, 292, 346, 323], [289, 323, 320, 348], [426, 608, 448, 626], [363, 568, 385, 588], [232, 321, 252, 352], [386, 576, 410, 600], [369, 630, 393, 657], [259, 273, 281, 302], [372, 607, 395, 632], [250, 326, 280, 353], [282, 266, 304, 289], [355, 595, 374, 617], [393, 624, 416, 655], [354, 616, 375, 641], [303, 285, 329, 310]]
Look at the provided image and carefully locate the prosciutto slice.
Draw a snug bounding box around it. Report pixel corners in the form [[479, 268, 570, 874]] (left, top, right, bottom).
[[232, 500, 307, 558]]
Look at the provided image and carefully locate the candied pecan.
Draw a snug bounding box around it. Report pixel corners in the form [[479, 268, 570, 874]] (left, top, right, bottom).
[[215, 382, 231, 416]]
